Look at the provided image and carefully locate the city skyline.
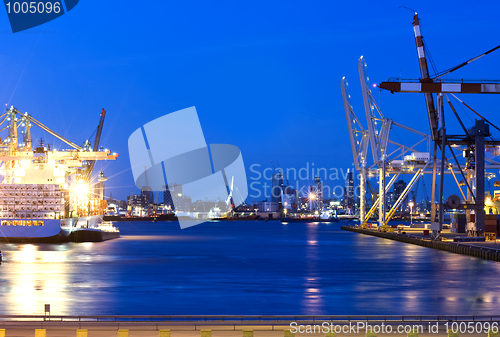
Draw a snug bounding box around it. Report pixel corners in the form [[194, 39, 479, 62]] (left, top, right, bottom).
[[0, 2, 498, 203]]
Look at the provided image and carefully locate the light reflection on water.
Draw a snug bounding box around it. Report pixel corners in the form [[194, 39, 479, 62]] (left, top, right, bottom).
[[3, 244, 70, 314], [0, 220, 499, 315]]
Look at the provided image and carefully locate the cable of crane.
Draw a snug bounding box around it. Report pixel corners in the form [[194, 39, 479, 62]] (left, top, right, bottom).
[[13, 110, 82, 150], [449, 93, 500, 133], [432, 44, 500, 80], [422, 37, 439, 77], [30, 118, 82, 150]]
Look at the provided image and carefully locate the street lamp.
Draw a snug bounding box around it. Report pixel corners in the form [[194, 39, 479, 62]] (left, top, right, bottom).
[[408, 201, 414, 226]]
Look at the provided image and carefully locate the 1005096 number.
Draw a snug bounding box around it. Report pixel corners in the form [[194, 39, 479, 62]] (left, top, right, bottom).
[[445, 322, 499, 334], [5, 2, 61, 14]]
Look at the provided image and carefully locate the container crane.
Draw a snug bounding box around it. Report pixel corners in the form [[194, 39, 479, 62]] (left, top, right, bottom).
[[377, 12, 500, 236]]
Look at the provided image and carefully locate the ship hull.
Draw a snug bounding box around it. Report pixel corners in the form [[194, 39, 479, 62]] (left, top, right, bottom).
[[62, 215, 120, 242], [0, 216, 120, 243], [103, 214, 177, 222], [0, 230, 68, 243], [0, 219, 67, 243], [67, 228, 120, 242]]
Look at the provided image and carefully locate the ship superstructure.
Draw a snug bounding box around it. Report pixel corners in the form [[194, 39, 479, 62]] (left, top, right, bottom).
[[0, 106, 119, 242]]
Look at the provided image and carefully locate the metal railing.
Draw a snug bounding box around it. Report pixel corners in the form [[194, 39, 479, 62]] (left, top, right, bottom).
[[0, 315, 499, 323]]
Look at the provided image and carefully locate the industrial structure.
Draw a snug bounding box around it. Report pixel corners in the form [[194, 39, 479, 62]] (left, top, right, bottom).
[[0, 106, 120, 242], [0, 106, 118, 218], [342, 12, 500, 239]]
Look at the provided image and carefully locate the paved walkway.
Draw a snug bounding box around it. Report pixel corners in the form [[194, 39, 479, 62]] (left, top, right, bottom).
[[0, 321, 497, 337]]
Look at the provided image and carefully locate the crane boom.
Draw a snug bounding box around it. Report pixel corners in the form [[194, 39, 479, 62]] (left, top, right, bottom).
[[413, 13, 439, 141], [432, 44, 500, 79], [378, 80, 500, 94], [93, 109, 106, 152], [85, 109, 107, 180], [13, 109, 82, 150]]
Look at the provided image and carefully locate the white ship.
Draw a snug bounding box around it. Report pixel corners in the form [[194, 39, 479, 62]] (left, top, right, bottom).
[[0, 106, 119, 243]]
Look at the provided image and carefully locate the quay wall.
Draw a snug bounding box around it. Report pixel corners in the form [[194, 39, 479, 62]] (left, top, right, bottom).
[[341, 226, 500, 262]]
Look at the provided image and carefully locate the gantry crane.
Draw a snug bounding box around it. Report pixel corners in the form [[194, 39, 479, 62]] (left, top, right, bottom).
[[378, 11, 500, 236], [0, 106, 118, 185]]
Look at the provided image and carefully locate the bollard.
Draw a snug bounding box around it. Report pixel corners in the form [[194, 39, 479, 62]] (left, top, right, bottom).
[[325, 332, 336, 337], [0, 329, 4, 337], [488, 331, 500, 337], [77, 329, 88, 337], [160, 329, 171, 337], [284, 330, 295, 337], [243, 330, 253, 337], [118, 329, 129, 337], [35, 329, 46, 337], [448, 331, 459, 337], [201, 330, 212, 337]]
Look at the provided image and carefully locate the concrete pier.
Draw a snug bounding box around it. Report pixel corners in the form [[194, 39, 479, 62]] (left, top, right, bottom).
[[341, 225, 500, 262], [0, 319, 498, 337]]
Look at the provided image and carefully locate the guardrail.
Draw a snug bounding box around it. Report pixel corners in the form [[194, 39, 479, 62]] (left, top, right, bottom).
[[0, 315, 500, 323]]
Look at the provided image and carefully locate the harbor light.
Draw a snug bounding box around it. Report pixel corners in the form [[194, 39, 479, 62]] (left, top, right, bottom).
[[72, 180, 91, 198], [408, 201, 414, 226]]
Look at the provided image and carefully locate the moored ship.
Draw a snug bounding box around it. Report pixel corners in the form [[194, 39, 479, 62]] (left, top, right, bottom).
[[0, 106, 119, 243]]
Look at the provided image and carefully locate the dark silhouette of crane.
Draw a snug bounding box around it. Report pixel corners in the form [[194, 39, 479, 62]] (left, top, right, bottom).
[[85, 108, 107, 181], [377, 11, 500, 236]]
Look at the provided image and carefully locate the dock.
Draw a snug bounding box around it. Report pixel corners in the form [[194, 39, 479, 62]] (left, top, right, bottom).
[[341, 225, 500, 262], [0, 315, 499, 337]]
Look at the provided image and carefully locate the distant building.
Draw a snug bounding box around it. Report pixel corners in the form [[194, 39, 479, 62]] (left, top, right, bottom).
[[312, 177, 323, 210], [254, 201, 280, 212], [141, 186, 154, 205], [108, 194, 127, 210], [344, 169, 354, 214], [394, 179, 407, 210], [271, 169, 283, 203], [163, 184, 183, 211], [127, 193, 147, 208], [94, 181, 105, 200], [386, 191, 395, 209], [281, 186, 296, 209]]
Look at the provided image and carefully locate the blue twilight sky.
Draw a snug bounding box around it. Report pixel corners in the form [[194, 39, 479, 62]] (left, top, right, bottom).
[[0, 1, 499, 202]]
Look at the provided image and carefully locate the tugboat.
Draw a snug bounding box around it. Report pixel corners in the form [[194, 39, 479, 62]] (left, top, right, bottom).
[[0, 106, 120, 243]]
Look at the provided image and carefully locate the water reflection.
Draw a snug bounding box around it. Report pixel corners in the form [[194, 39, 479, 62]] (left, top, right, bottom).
[[0, 221, 499, 315], [3, 244, 70, 314], [301, 224, 323, 312]]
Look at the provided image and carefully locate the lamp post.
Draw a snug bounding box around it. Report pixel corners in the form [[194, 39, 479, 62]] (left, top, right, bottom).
[[284, 202, 287, 218], [409, 201, 414, 226]]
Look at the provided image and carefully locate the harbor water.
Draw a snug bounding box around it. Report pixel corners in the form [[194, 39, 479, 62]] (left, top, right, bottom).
[[0, 220, 499, 315]]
